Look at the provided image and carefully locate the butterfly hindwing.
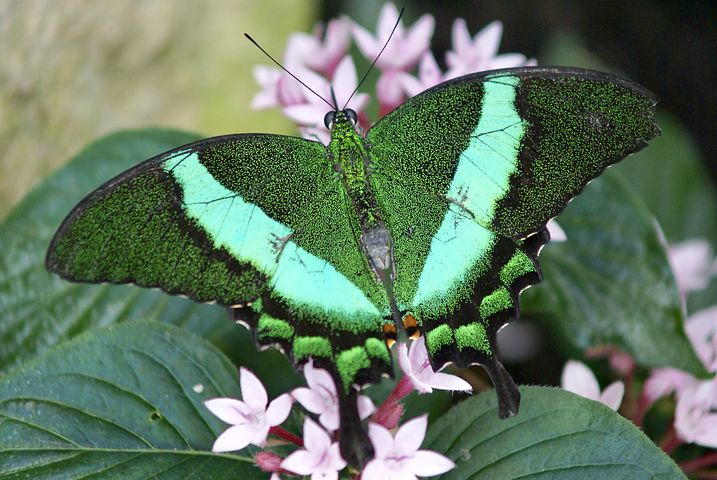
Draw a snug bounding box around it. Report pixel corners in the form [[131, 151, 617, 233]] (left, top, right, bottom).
[[367, 67, 658, 387], [47, 134, 393, 390]]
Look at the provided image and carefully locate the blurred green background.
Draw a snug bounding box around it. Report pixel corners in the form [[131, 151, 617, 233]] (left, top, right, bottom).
[[0, 0, 313, 219], [3, 0, 716, 221]]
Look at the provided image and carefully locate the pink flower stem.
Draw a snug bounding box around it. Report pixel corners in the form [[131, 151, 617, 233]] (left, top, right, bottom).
[[384, 375, 415, 405], [632, 393, 651, 427], [680, 452, 717, 473], [269, 426, 304, 447], [370, 375, 414, 429], [659, 423, 682, 455]]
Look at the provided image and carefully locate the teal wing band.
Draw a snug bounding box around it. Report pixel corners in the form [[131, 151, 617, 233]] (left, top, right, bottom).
[[47, 134, 393, 391], [367, 67, 659, 240], [367, 66, 658, 370]]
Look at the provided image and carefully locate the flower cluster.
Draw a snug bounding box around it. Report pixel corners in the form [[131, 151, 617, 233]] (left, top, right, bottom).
[[205, 337, 468, 479], [252, 2, 533, 144], [644, 239, 717, 448], [560, 238, 717, 461]]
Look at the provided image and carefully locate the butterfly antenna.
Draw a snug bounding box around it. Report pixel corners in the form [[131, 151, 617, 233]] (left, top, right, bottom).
[[330, 87, 339, 111], [342, 7, 405, 110], [244, 33, 335, 111]]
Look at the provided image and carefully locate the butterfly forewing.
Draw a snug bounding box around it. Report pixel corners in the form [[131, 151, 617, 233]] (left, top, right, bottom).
[[47, 134, 393, 385], [367, 67, 659, 379]]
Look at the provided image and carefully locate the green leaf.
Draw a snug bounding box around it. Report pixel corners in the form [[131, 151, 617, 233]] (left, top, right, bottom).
[[426, 386, 686, 480], [523, 169, 706, 376], [0, 320, 263, 479], [0, 129, 234, 373]]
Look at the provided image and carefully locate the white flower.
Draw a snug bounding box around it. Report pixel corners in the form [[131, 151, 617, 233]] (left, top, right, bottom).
[[675, 380, 717, 448], [292, 358, 375, 432], [363, 415, 455, 480], [281, 418, 346, 480], [547, 219, 567, 242], [205, 368, 292, 452], [668, 239, 716, 296], [398, 336, 472, 393], [561, 360, 624, 411], [686, 305, 717, 372]]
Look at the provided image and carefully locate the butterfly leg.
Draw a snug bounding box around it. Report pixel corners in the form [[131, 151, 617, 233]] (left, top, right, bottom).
[[332, 373, 375, 469]]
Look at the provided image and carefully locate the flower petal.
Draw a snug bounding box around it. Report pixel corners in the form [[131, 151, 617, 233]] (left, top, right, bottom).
[[546, 219, 567, 242], [363, 459, 392, 480], [427, 372, 472, 392], [409, 336, 429, 371], [266, 393, 293, 426], [406, 450, 455, 476], [474, 20, 503, 59], [450, 18, 472, 58], [204, 398, 250, 425], [397, 341, 413, 375], [284, 104, 323, 125], [318, 409, 340, 432], [304, 359, 337, 395], [211, 424, 253, 452], [367, 422, 395, 458], [326, 442, 347, 471], [394, 415, 427, 456], [240, 368, 268, 410], [376, 2, 400, 42], [352, 23, 379, 59], [303, 418, 331, 453], [281, 449, 317, 476], [292, 387, 325, 414], [561, 360, 600, 401], [600, 381, 625, 411], [358, 394, 376, 420]]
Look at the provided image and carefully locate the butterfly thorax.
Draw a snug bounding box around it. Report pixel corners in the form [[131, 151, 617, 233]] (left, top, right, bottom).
[[328, 112, 397, 301]]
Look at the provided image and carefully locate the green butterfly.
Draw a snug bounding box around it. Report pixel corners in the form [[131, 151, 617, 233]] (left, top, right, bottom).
[[46, 66, 659, 467]]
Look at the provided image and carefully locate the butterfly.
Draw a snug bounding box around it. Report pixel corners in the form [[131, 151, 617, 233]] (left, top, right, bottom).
[[46, 66, 659, 467]]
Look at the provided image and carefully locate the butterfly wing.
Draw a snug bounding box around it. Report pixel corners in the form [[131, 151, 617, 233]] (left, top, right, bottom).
[[47, 133, 393, 385], [367, 67, 659, 415]]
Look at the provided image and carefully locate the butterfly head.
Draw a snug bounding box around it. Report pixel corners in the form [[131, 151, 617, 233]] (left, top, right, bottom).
[[324, 109, 358, 132]]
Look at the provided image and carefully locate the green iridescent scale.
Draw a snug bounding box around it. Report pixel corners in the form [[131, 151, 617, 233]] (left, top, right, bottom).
[[46, 67, 660, 468]]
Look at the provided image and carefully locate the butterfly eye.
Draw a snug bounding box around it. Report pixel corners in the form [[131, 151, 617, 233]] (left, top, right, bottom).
[[345, 109, 358, 125], [324, 111, 336, 129]]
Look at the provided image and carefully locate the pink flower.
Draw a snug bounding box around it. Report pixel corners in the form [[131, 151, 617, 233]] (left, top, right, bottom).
[[444, 19, 535, 80], [668, 239, 716, 296], [251, 65, 306, 110], [285, 17, 352, 77], [686, 305, 717, 372], [363, 415, 455, 480], [561, 360, 624, 411], [352, 2, 434, 114], [675, 380, 717, 448], [205, 368, 293, 452], [292, 358, 375, 432], [282, 55, 368, 144], [643, 367, 698, 404], [398, 337, 472, 394], [398, 51, 443, 97], [546, 219, 567, 242], [281, 418, 346, 480]]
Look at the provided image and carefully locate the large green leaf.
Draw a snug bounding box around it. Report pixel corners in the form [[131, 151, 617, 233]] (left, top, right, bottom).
[[0, 320, 263, 479], [0, 129, 234, 373], [523, 169, 706, 376], [426, 386, 686, 479]]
